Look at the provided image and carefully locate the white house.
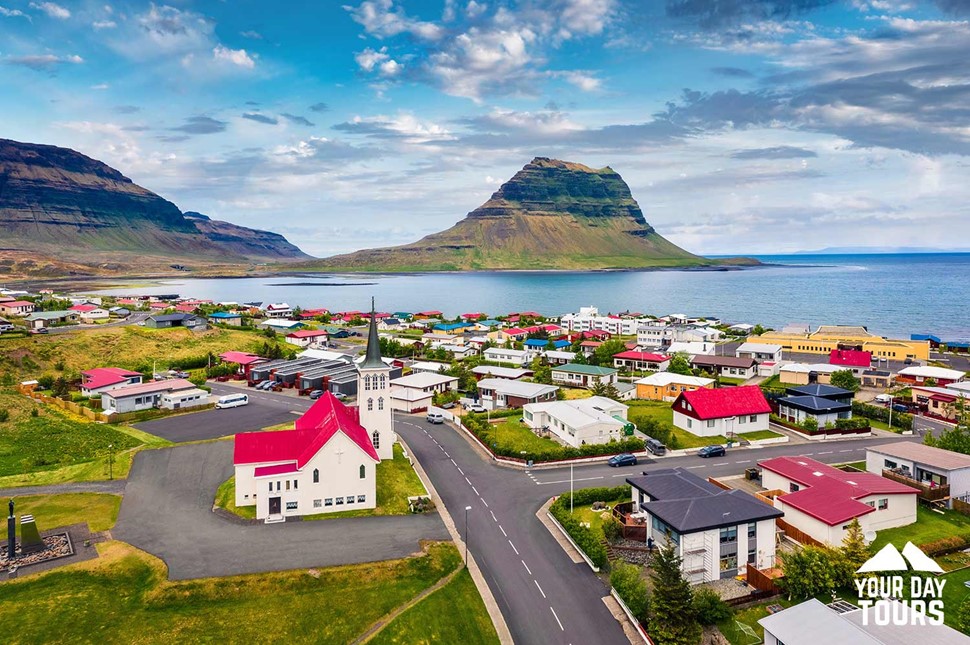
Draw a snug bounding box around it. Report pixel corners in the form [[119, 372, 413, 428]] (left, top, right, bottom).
[[689, 355, 757, 379], [408, 361, 451, 375], [522, 396, 629, 447], [476, 378, 558, 409], [285, 329, 330, 348], [483, 347, 533, 366], [735, 342, 783, 363], [626, 469, 782, 583], [759, 456, 918, 545], [550, 363, 618, 388], [80, 367, 143, 397], [69, 304, 110, 323], [672, 385, 771, 437], [160, 387, 210, 410], [101, 378, 204, 414], [667, 341, 715, 356], [866, 442, 970, 508], [264, 303, 293, 318], [391, 372, 458, 395], [560, 306, 648, 336], [471, 365, 531, 380], [897, 365, 966, 386], [543, 350, 576, 365], [612, 351, 670, 372], [439, 344, 478, 359]]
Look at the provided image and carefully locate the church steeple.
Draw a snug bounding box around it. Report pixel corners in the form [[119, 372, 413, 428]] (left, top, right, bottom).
[[361, 296, 384, 369]]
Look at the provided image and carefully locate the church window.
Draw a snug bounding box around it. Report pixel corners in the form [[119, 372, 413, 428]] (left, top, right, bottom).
[[313, 499, 322, 508], [359, 464, 366, 479], [346, 495, 355, 504], [293, 480, 298, 490], [335, 497, 344, 505], [286, 501, 298, 511], [324, 498, 333, 506], [313, 469, 319, 483], [372, 431, 380, 449], [358, 495, 366, 503], [379, 375, 386, 388], [286, 480, 290, 491], [378, 397, 384, 411], [364, 375, 371, 391], [268, 482, 272, 493], [367, 398, 373, 411]]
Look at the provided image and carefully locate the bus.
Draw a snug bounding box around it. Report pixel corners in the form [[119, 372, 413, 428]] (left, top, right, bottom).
[[215, 393, 249, 409]]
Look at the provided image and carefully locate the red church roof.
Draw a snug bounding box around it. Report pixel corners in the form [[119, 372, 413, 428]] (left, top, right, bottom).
[[234, 392, 380, 467], [829, 349, 872, 368], [675, 386, 771, 420]]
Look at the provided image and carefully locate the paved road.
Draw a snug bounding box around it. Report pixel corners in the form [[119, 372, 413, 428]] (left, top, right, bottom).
[[0, 479, 127, 498], [113, 441, 449, 580], [397, 416, 922, 645], [912, 415, 956, 439], [46, 311, 151, 334], [134, 383, 314, 442]]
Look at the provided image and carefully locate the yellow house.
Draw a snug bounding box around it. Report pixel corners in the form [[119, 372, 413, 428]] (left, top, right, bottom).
[[634, 373, 715, 402], [752, 325, 929, 361]]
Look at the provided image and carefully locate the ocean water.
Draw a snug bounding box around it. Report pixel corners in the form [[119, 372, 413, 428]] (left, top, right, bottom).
[[89, 253, 970, 340]]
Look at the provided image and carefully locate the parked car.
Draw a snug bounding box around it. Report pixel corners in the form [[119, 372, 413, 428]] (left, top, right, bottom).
[[697, 445, 726, 459], [333, 392, 347, 400], [29, 328, 48, 335], [427, 411, 445, 424], [645, 438, 667, 456], [608, 453, 638, 467], [0, 323, 15, 332], [174, 371, 190, 379], [466, 403, 487, 413], [892, 404, 909, 413], [440, 401, 456, 409], [309, 389, 324, 400], [874, 393, 892, 404], [259, 381, 275, 390], [253, 379, 268, 389]]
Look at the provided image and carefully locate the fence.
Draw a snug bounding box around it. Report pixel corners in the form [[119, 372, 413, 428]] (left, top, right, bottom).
[[777, 518, 824, 547], [755, 490, 783, 507], [745, 563, 782, 594], [882, 469, 950, 502], [954, 498, 970, 516], [707, 477, 732, 491]]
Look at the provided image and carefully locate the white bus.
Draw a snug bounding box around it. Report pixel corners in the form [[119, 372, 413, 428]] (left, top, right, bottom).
[[215, 393, 249, 409]]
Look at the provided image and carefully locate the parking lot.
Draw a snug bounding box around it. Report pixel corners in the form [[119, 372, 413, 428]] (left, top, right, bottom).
[[134, 383, 313, 442]]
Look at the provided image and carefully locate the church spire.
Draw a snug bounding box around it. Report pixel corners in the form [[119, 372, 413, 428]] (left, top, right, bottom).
[[361, 297, 384, 369]]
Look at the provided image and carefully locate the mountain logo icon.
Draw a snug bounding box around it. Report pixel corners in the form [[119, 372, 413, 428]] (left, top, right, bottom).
[[856, 542, 944, 574]]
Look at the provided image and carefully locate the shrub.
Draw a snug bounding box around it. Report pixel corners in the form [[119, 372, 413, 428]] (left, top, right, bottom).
[[610, 562, 649, 625], [30, 408, 39, 418], [602, 515, 623, 543], [37, 375, 54, 390], [0, 409, 9, 423], [919, 533, 970, 557], [692, 587, 732, 626], [549, 502, 608, 568], [853, 400, 913, 431]]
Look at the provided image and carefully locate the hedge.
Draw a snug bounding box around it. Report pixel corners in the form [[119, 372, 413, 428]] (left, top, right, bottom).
[[852, 401, 913, 431], [549, 489, 630, 569], [919, 532, 970, 557]]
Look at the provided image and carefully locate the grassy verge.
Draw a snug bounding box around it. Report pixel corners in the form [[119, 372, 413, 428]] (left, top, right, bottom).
[[0, 541, 471, 643], [737, 429, 784, 441], [484, 419, 562, 456], [213, 476, 257, 520], [872, 505, 970, 551], [669, 427, 727, 449], [371, 569, 500, 645], [9, 493, 121, 536], [840, 461, 866, 471]]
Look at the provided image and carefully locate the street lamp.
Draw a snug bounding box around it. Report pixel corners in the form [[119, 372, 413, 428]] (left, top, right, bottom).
[[464, 505, 472, 566], [108, 444, 113, 480]]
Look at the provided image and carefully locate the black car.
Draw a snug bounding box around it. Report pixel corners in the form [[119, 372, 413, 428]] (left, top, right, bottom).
[[608, 453, 638, 467], [697, 445, 726, 458]]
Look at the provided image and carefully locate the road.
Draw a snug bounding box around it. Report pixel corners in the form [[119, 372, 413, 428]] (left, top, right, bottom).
[[46, 311, 151, 334], [396, 416, 920, 645]]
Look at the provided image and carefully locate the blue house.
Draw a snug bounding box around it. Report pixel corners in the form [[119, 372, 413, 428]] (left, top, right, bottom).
[[434, 322, 473, 332], [524, 339, 552, 349]]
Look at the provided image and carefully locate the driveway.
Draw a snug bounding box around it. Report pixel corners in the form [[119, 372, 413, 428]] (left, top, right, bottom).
[[113, 441, 449, 580], [133, 383, 314, 442]]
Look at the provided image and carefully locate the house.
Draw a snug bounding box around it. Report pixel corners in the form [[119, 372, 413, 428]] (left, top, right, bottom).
[[0, 300, 35, 316], [476, 378, 558, 409], [612, 351, 670, 372], [672, 386, 771, 437], [735, 343, 783, 363], [786, 384, 854, 405], [408, 361, 451, 375], [433, 322, 473, 335], [759, 598, 967, 645], [759, 456, 918, 544], [389, 372, 458, 410], [777, 384, 855, 425], [23, 310, 80, 329], [109, 307, 131, 318], [208, 311, 243, 326], [219, 351, 265, 379], [285, 329, 330, 348], [727, 323, 754, 334], [422, 333, 459, 348], [145, 313, 206, 330], [439, 344, 478, 360], [101, 379, 207, 414], [861, 369, 892, 388], [471, 365, 531, 380], [551, 363, 618, 388], [69, 304, 110, 322], [258, 318, 304, 332], [80, 367, 143, 397], [488, 327, 529, 344], [635, 373, 714, 402], [828, 349, 871, 372], [751, 325, 930, 361], [778, 362, 841, 385], [896, 365, 965, 386], [560, 306, 648, 335], [626, 469, 782, 583], [866, 441, 970, 508], [524, 338, 554, 350], [910, 385, 970, 421], [522, 396, 629, 447], [377, 317, 403, 331], [484, 347, 533, 366], [578, 340, 602, 357], [688, 355, 757, 380], [543, 350, 576, 366], [263, 303, 293, 318], [160, 387, 210, 410], [472, 319, 503, 331]]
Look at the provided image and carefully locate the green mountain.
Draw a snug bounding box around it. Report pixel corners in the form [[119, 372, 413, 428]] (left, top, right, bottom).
[[301, 157, 750, 272]]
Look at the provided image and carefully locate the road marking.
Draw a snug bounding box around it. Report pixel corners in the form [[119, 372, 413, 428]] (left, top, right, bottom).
[[686, 465, 706, 469], [499, 525, 507, 537], [839, 449, 854, 453], [818, 451, 833, 455], [465, 477, 472, 485], [481, 498, 488, 507], [713, 462, 729, 466], [611, 474, 628, 478], [735, 460, 751, 464], [490, 511, 497, 522], [509, 540, 519, 555], [472, 486, 479, 496], [522, 560, 532, 575], [550, 607, 564, 631], [535, 580, 546, 598], [444, 452, 450, 458], [457, 466, 465, 475], [534, 476, 604, 485]]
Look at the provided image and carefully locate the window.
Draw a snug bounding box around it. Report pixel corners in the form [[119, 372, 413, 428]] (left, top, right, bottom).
[[358, 495, 366, 503], [367, 398, 373, 411], [293, 479, 298, 490], [380, 375, 386, 388], [865, 501, 875, 508], [345, 495, 354, 505], [884, 459, 897, 469], [707, 420, 716, 428], [739, 415, 746, 424], [747, 547, 757, 564], [324, 498, 333, 506], [878, 498, 888, 510], [276, 481, 281, 491], [359, 464, 366, 479], [789, 483, 800, 493], [749, 415, 757, 423], [687, 419, 692, 428], [268, 482, 272, 492], [313, 499, 322, 508], [747, 522, 757, 539], [335, 497, 344, 505], [313, 469, 319, 483], [285, 480, 290, 491], [720, 554, 738, 572], [719, 526, 737, 544], [372, 431, 380, 449], [285, 501, 298, 511], [378, 397, 384, 411], [364, 375, 371, 391], [244, 494, 249, 500]]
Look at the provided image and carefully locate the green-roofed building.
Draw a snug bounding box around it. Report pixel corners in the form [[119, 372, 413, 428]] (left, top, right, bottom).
[[550, 363, 619, 389]]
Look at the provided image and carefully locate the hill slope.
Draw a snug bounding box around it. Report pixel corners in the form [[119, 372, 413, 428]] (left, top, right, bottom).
[[0, 138, 308, 264], [302, 158, 741, 271]]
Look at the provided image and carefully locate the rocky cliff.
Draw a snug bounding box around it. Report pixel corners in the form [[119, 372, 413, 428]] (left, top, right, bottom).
[[302, 157, 738, 271], [0, 138, 308, 263]]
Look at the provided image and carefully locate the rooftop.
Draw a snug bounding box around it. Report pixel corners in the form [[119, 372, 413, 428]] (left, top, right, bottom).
[[524, 396, 626, 430], [103, 378, 196, 399], [676, 386, 771, 420], [477, 378, 558, 398], [778, 394, 852, 413], [898, 365, 965, 380], [689, 354, 756, 369], [612, 351, 669, 362], [553, 363, 617, 375], [736, 342, 782, 353], [635, 372, 714, 388], [868, 441, 970, 471], [785, 384, 854, 399], [391, 372, 458, 389], [829, 349, 872, 367]]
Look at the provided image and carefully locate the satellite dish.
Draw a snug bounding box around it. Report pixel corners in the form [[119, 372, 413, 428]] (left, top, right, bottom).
[[864, 531, 877, 545]]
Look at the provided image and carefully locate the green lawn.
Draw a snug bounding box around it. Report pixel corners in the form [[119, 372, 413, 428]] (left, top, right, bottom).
[[718, 597, 797, 645], [940, 566, 970, 634], [627, 401, 726, 449], [737, 429, 784, 441], [626, 400, 674, 425], [872, 505, 970, 551], [371, 569, 500, 645], [483, 419, 562, 456], [717, 376, 747, 386], [669, 426, 727, 449], [569, 493, 628, 538], [10, 493, 121, 537], [0, 541, 474, 644], [841, 461, 867, 471], [213, 476, 257, 520]]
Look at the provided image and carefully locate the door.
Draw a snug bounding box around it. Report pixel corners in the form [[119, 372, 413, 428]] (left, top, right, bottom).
[[269, 497, 281, 515]]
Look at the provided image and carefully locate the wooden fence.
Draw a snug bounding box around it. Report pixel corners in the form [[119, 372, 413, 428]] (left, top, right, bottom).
[[707, 477, 732, 491], [777, 518, 824, 547], [745, 563, 782, 594], [882, 469, 950, 502], [954, 498, 970, 517]]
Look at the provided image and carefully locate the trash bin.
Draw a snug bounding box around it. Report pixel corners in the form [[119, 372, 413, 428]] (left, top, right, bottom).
[[745, 468, 760, 481]]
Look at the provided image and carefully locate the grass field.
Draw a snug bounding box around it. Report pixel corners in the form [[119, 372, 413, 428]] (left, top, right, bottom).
[[371, 568, 499, 645], [482, 419, 563, 456], [213, 476, 257, 520], [737, 429, 785, 441], [0, 541, 479, 644], [939, 566, 970, 634], [872, 505, 970, 551], [561, 388, 593, 400], [718, 597, 796, 645], [10, 493, 121, 537], [569, 493, 629, 539], [668, 427, 727, 449], [626, 400, 675, 425]]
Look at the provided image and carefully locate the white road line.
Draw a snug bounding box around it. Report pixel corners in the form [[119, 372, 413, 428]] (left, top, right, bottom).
[[818, 451, 833, 455], [713, 462, 729, 466], [550, 607, 564, 631], [686, 465, 706, 469], [534, 476, 604, 485], [457, 466, 465, 475], [839, 449, 854, 453], [509, 540, 519, 555], [535, 580, 546, 598], [490, 511, 498, 522], [735, 460, 751, 464], [472, 486, 479, 496], [611, 474, 628, 478], [522, 560, 532, 575], [444, 452, 450, 458], [481, 498, 488, 507], [465, 477, 472, 486], [499, 525, 507, 537]]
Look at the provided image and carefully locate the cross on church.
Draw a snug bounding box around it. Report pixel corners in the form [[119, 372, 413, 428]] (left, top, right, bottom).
[[335, 446, 345, 464]]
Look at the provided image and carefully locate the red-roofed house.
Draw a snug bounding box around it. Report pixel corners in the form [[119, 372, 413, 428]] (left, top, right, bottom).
[[829, 349, 872, 373], [414, 310, 443, 319], [233, 392, 381, 521], [0, 300, 35, 316], [612, 351, 671, 372], [219, 351, 266, 379], [672, 385, 772, 437], [69, 303, 110, 322], [462, 312, 485, 320], [284, 329, 330, 348], [759, 455, 918, 544], [80, 367, 143, 396], [581, 329, 612, 340], [174, 304, 197, 314]]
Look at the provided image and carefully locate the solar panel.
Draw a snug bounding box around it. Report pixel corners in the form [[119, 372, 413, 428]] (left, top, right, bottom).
[[828, 600, 859, 614]]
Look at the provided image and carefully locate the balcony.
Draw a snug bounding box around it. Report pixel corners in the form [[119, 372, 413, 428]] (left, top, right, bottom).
[[882, 469, 950, 501]]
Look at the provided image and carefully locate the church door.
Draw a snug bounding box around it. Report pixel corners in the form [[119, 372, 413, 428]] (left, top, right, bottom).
[[269, 496, 281, 515]]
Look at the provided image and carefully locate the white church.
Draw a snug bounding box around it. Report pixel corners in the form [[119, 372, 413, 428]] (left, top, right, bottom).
[[233, 301, 396, 522]]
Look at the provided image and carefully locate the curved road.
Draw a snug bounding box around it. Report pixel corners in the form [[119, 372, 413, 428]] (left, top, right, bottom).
[[396, 415, 918, 645]]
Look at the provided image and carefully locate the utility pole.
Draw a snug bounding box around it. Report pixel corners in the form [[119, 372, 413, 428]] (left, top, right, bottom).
[[570, 463, 574, 514], [464, 505, 472, 567]]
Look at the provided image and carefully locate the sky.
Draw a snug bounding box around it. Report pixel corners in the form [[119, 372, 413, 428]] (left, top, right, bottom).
[[2, 0, 970, 258]]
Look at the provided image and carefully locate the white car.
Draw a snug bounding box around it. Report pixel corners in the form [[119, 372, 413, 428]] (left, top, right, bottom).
[[466, 403, 487, 413], [427, 412, 445, 424]]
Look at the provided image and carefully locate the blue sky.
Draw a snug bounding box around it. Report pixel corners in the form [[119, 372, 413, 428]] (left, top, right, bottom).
[[2, 0, 969, 257]]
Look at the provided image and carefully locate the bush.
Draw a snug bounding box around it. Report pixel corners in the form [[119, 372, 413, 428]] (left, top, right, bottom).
[[835, 417, 870, 430], [920, 533, 970, 557], [692, 587, 732, 625], [549, 502, 609, 568], [30, 408, 39, 418], [37, 375, 54, 390], [853, 400, 913, 431], [610, 562, 649, 625], [602, 515, 623, 543], [0, 409, 9, 423]]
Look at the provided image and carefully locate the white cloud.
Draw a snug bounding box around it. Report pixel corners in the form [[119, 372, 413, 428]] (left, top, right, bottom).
[[93, 20, 116, 29], [354, 46, 401, 76], [91, 83, 109, 90], [4, 53, 83, 70], [558, 0, 615, 37], [212, 45, 256, 69], [0, 5, 29, 19], [559, 71, 601, 91], [345, 0, 444, 40], [29, 1, 69, 19]]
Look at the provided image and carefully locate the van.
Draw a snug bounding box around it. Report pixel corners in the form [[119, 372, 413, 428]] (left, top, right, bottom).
[[216, 394, 249, 409], [427, 411, 445, 424], [645, 438, 667, 456]]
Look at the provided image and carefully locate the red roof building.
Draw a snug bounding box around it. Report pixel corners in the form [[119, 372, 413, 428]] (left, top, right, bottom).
[[612, 351, 671, 371], [829, 349, 872, 368], [674, 386, 771, 420], [80, 367, 143, 394], [462, 312, 485, 320], [69, 304, 99, 312], [174, 304, 197, 313], [220, 351, 264, 366], [581, 330, 612, 339]]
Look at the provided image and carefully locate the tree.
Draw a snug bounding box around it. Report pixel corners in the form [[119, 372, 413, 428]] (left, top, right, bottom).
[[51, 376, 70, 400], [751, 324, 766, 336], [533, 363, 552, 385], [610, 562, 649, 626], [591, 339, 626, 366], [839, 517, 871, 585], [925, 419, 970, 455], [591, 380, 621, 401], [779, 545, 841, 600], [830, 369, 861, 392], [667, 352, 692, 376], [692, 587, 732, 626], [649, 541, 701, 645]]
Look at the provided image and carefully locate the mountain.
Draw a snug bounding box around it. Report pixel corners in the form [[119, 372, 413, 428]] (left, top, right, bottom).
[[0, 138, 308, 268], [301, 157, 751, 272]]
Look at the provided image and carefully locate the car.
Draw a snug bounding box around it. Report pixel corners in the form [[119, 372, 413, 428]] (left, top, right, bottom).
[[252, 379, 268, 389], [645, 438, 667, 456], [174, 371, 190, 378], [0, 324, 15, 332], [427, 411, 445, 424], [333, 392, 347, 400], [466, 403, 487, 413], [697, 445, 726, 458], [29, 328, 49, 335], [440, 401, 456, 409], [259, 381, 275, 390], [892, 404, 909, 413], [608, 453, 638, 467], [308, 389, 324, 400], [904, 358, 914, 365]]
